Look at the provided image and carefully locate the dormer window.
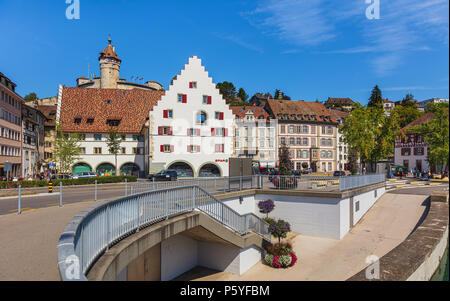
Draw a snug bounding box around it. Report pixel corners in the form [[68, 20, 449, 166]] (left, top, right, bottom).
[[107, 119, 121, 127], [298, 115, 303, 120], [87, 118, 94, 125], [105, 100, 111, 104], [311, 115, 317, 121], [74, 118, 81, 125]]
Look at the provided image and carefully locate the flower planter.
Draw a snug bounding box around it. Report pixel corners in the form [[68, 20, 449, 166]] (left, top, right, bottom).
[[264, 242, 298, 268]]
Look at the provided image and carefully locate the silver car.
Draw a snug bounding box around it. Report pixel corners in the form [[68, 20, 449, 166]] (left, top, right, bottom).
[[73, 172, 98, 179]]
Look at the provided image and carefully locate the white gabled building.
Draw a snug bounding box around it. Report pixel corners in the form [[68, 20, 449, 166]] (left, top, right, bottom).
[[148, 56, 234, 177]]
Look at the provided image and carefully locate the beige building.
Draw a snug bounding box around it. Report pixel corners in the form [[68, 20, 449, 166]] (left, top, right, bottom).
[[265, 99, 339, 173], [231, 106, 277, 170], [0, 72, 23, 177]]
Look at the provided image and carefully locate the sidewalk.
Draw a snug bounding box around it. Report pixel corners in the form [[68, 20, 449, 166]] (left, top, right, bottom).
[[185, 192, 429, 281], [0, 201, 98, 281]]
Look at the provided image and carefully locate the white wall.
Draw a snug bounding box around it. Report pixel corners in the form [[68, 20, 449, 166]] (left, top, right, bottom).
[[149, 56, 234, 177], [352, 187, 385, 226], [222, 195, 256, 216], [74, 133, 145, 174], [160, 233, 198, 281], [255, 194, 343, 239], [198, 242, 262, 275]]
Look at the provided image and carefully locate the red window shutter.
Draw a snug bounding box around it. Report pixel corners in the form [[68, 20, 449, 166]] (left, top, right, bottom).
[[187, 145, 190, 152], [224, 128, 228, 136], [219, 112, 224, 120], [170, 145, 174, 153], [160, 145, 164, 152], [198, 145, 200, 153], [221, 144, 224, 152], [163, 110, 168, 118], [211, 128, 215, 136], [182, 94, 187, 103], [168, 127, 173, 136], [189, 82, 193, 88], [197, 129, 200, 136], [158, 127, 163, 135], [207, 96, 212, 104], [187, 129, 191, 136]]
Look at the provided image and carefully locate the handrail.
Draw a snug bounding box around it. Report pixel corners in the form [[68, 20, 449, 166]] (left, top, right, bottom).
[[57, 185, 270, 281]]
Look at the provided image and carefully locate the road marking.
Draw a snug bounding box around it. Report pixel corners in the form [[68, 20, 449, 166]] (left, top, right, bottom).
[[48, 203, 68, 206], [8, 208, 35, 212]]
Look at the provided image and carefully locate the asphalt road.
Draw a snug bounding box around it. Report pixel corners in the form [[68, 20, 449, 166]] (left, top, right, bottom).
[[0, 182, 132, 216]]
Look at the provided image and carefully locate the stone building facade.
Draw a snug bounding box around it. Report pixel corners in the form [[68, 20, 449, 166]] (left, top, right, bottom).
[[0, 72, 23, 178], [264, 99, 339, 173]]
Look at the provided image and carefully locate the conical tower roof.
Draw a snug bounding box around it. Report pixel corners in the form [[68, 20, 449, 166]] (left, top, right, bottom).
[[98, 36, 121, 62]]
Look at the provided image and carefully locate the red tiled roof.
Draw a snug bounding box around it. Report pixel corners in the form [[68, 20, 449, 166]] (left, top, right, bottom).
[[59, 87, 164, 133], [37, 105, 57, 127], [400, 112, 434, 134], [266, 99, 338, 124], [230, 106, 270, 119], [329, 109, 349, 120], [382, 98, 394, 103], [325, 97, 355, 105]]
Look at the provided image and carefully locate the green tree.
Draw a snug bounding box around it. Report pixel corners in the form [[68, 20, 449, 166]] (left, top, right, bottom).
[[53, 123, 82, 175], [408, 103, 449, 172], [24, 92, 38, 102], [237, 88, 249, 103], [368, 85, 383, 108], [392, 102, 424, 128], [278, 145, 293, 175], [341, 103, 400, 172], [106, 129, 123, 176], [216, 81, 237, 103]]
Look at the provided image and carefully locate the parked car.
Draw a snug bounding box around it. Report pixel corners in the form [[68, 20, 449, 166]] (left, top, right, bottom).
[[148, 170, 178, 181], [72, 172, 98, 179], [333, 171, 347, 177]]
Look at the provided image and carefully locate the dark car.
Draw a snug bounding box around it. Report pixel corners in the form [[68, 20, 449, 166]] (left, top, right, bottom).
[[333, 171, 346, 177], [148, 170, 178, 182]]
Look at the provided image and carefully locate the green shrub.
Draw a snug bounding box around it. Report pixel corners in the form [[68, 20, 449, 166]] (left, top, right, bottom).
[[265, 254, 274, 266], [263, 217, 275, 225], [0, 176, 137, 189], [279, 255, 292, 267]]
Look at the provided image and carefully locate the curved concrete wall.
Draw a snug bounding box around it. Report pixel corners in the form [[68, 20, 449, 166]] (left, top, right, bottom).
[[87, 211, 266, 281], [347, 194, 449, 281]]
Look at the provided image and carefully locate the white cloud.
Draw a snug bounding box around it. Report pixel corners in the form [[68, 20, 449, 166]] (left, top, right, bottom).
[[243, 0, 449, 75]]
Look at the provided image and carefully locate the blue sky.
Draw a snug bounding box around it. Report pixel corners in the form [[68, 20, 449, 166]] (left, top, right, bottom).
[[0, 0, 448, 104]]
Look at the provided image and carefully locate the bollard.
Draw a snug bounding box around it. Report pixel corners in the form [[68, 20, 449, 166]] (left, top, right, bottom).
[[48, 180, 53, 193], [125, 178, 128, 196], [59, 182, 63, 207], [95, 180, 97, 201], [18, 184, 21, 215]]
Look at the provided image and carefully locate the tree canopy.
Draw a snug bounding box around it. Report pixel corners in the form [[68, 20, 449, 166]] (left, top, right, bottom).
[[53, 123, 82, 174], [368, 85, 383, 108], [216, 81, 237, 103], [24, 92, 38, 102], [408, 102, 449, 171], [340, 103, 400, 169], [237, 88, 249, 102]]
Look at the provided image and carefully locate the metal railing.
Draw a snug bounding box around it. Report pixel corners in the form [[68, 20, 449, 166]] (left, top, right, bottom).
[[339, 173, 386, 191], [129, 176, 257, 195], [58, 185, 270, 281]]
